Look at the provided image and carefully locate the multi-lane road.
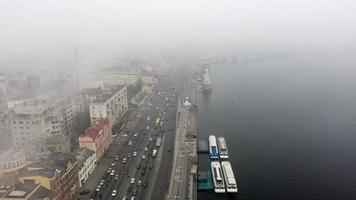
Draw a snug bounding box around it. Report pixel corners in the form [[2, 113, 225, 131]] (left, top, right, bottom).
[[91, 78, 179, 200]]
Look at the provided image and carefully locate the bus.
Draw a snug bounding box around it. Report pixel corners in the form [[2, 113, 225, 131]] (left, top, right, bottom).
[[155, 117, 160, 128]]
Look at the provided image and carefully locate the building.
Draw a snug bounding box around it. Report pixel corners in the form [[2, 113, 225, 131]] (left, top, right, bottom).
[[59, 97, 83, 136], [102, 72, 140, 86], [0, 182, 53, 200], [0, 149, 29, 185], [8, 104, 64, 148], [28, 134, 71, 154], [79, 119, 112, 161], [74, 148, 96, 187], [141, 75, 159, 85], [88, 86, 128, 127], [19, 152, 78, 200]]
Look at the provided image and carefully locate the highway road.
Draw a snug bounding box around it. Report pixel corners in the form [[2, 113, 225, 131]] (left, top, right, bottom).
[[91, 78, 179, 200]]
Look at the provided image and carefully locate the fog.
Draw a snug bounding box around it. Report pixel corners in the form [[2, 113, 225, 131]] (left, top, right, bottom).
[[1, 0, 355, 70]]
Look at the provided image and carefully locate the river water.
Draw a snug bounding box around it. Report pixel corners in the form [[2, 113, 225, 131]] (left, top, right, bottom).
[[197, 54, 356, 200]]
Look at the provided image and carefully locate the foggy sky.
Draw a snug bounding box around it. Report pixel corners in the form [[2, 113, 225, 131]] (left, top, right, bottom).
[[0, 0, 355, 69]]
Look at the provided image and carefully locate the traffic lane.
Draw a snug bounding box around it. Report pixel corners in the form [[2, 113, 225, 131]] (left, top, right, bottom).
[[100, 110, 151, 199], [149, 106, 177, 200], [139, 107, 177, 200], [121, 109, 162, 199]]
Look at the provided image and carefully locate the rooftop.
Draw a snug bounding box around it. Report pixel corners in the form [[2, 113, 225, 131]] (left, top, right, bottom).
[[87, 85, 125, 104], [0, 148, 25, 163], [80, 119, 110, 140], [74, 148, 95, 168], [0, 182, 53, 199]]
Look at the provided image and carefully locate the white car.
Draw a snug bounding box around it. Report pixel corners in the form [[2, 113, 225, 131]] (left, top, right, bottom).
[[112, 190, 117, 197], [144, 147, 148, 152], [133, 151, 137, 157], [146, 126, 150, 130], [147, 117, 150, 121], [115, 174, 119, 180], [130, 178, 136, 184], [134, 133, 138, 137], [110, 170, 115, 176]]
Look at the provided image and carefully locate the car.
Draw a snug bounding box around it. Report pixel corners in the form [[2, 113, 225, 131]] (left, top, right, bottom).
[[127, 186, 133, 192], [130, 197, 135, 200], [144, 147, 148, 152], [115, 174, 119, 180], [122, 133, 128, 137], [134, 133, 138, 137], [146, 126, 150, 130], [130, 178, 136, 184], [137, 180, 142, 186], [133, 189, 138, 196], [95, 185, 101, 192], [99, 179, 105, 185], [142, 155, 146, 160], [115, 156, 119, 161], [141, 170, 146, 176], [137, 164, 141, 169], [147, 117, 150, 121], [111, 161, 116, 166], [79, 189, 90, 195], [148, 137, 152, 142], [143, 165, 147, 170], [128, 153, 131, 158], [149, 164, 153, 169], [128, 141, 132, 146], [107, 168, 112, 173], [143, 182, 148, 188], [133, 151, 137, 157], [167, 148, 171, 152], [112, 190, 117, 196], [110, 170, 115, 176], [122, 157, 128, 163]]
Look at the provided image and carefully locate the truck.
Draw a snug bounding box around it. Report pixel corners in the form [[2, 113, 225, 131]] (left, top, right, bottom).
[[156, 137, 162, 147], [152, 149, 157, 157]]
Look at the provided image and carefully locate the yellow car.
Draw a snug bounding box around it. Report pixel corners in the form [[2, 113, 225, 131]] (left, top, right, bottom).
[[122, 157, 128, 164]]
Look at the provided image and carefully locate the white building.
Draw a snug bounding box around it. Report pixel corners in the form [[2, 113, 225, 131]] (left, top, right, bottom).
[[89, 86, 128, 127], [74, 148, 97, 187], [9, 103, 64, 147], [103, 72, 140, 86]]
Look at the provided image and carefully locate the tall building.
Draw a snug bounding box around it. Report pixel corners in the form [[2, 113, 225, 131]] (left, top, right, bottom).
[[8, 104, 64, 148], [88, 86, 128, 128], [19, 152, 78, 200], [79, 119, 112, 161]]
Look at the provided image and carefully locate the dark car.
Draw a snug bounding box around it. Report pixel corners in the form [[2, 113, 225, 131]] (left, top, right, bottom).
[[143, 182, 148, 188], [79, 189, 90, 195], [127, 186, 133, 193], [141, 170, 146, 176], [149, 164, 153, 169], [133, 189, 138, 196]]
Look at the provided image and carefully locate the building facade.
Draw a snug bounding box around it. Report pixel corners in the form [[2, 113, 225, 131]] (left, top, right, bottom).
[[9, 104, 64, 147], [79, 119, 112, 161], [0, 149, 29, 185], [74, 148, 96, 187], [88, 86, 128, 127]]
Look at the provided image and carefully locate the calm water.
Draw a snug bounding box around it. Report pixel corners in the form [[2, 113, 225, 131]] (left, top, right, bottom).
[[197, 54, 356, 200]]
